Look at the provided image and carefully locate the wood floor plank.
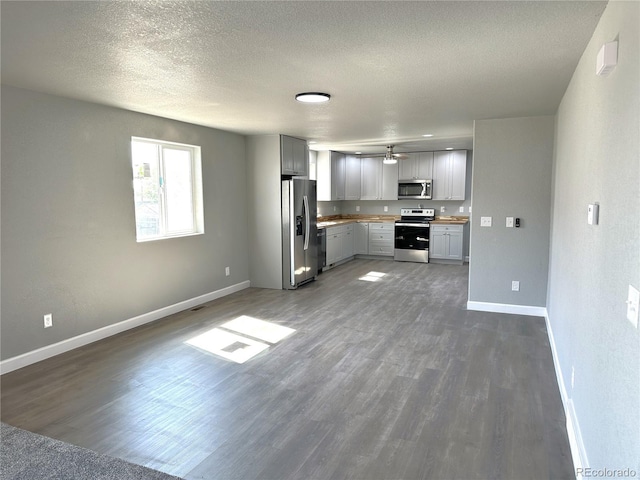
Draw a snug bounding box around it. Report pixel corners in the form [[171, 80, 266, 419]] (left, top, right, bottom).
[[0, 260, 574, 479]]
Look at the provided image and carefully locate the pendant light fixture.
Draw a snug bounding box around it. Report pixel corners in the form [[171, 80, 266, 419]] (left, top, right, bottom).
[[295, 92, 331, 103]]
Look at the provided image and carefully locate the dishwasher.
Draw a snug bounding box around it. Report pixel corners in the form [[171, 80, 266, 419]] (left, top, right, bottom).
[[317, 228, 326, 273]]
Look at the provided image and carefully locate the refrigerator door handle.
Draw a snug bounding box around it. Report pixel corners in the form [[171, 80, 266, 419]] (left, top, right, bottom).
[[289, 183, 296, 286], [303, 194, 310, 251]]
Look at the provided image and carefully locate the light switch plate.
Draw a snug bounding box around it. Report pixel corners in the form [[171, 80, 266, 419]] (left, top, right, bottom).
[[506, 217, 514, 228], [627, 285, 639, 328], [459, 206, 464, 213], [480, 216, 492, 227]]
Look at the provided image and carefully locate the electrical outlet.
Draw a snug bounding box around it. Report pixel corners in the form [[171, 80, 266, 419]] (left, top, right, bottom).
[[480, 216, 492, 227], [225, 267, 230, 277], [44, 313, 53, 328], [459, 206, 464, 213], [333, 206, 337, 212], [511, 281, 520, 291], [440, 206, 446, 213], [356, 205, 360, 212], [383, 206, 388, 212]]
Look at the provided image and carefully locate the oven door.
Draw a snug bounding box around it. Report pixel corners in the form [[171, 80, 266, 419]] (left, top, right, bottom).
[[394, 222, 430, 263]]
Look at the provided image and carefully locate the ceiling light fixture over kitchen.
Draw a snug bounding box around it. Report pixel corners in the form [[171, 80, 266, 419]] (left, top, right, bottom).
[[295, 92, 331, 103], [383, 147, 398, 165]]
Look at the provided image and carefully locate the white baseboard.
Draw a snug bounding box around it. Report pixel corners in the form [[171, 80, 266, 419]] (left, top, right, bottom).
[[544, 312, 588, 477], [0, 281, 251, 375], [466, 301, 547, 317]]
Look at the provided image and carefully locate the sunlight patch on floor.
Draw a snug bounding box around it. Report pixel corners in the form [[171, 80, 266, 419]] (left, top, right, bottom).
[[185, 316, 296, 364], [359, 271, 387, 282], [221, 315, 295, 344]]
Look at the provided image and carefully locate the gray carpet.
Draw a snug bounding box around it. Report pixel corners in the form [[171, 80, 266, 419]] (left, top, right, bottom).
[[0, 423, 182, 479]]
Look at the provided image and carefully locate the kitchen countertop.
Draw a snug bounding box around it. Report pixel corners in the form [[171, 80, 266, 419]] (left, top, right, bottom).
[[317, 214, 469, 228], [317, 215, 397, 228], [430, 216, 469, 225]]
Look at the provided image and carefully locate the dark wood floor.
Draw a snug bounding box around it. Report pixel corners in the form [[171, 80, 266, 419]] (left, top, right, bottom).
[[1, 260, 574, 479]]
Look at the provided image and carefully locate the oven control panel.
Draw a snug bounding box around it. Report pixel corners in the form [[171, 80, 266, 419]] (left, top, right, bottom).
[[400, 208, 435, 218]]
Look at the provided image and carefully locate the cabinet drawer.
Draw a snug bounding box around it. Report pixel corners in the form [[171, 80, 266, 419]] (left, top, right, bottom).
[[369, 231, 393, 242], [369, 223, 394, 231], [431, 225, 463, 233], [368, 242, 394, 256]]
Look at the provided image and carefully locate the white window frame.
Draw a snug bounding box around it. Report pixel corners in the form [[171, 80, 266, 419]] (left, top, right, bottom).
[[131, 137, 205, 242]]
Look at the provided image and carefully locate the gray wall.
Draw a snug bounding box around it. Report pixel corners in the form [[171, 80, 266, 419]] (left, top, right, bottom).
[[246, 135, 283, 289], [548, 1, 639, 470], [469, 116, 554, 307], [1, 86, 249, 360]]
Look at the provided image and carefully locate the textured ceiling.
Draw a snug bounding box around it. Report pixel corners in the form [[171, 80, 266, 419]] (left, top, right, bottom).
[[1, 1, 607, 154]]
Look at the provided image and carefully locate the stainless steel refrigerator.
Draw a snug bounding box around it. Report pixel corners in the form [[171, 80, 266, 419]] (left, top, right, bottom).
[[282, 179, 318, 289]]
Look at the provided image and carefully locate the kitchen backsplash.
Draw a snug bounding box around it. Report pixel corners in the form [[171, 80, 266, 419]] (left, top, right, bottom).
[[319, 200, 471, 218]]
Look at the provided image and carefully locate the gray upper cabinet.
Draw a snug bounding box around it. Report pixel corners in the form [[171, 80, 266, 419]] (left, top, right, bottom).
[[317, 150, 346, 201], [398, 152, 433, 180], [381, 161, 399, 200], [281, 135, 308, 177], [332, 152, 346, 200], [360, 157, 382, 200], [345, 155, 361, 200], [432, 150, 467, 200], [360, 157, 398, 200]]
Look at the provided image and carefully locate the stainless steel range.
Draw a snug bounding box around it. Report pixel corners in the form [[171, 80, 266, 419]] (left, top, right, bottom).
[[394, 208, 435, 263]]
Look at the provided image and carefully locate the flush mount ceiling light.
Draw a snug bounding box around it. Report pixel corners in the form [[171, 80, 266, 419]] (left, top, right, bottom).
[[295, 92, 331, 103]]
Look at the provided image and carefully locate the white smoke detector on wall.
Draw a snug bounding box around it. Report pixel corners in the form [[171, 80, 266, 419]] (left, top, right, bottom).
[[596, 41, 618, 76]]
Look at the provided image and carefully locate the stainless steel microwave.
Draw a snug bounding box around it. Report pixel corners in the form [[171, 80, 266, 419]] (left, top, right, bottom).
[[398, 179, 432, 200]]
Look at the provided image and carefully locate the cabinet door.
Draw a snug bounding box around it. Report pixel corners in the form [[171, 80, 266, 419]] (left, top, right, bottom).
[[399, 154, 418, 179], [332, 152, 346, 200], [344, 156, 361, 200], [326, 230, 342, 264], [449, 150, 466, 200], [280, 135, 295, 175], [429, 231, 447, 259], [360, 157, 382, 200], [354, 223, 369, 254], [432, 151, 450, 200], [416, 152, 434, 180], [292, 139, 308, 176], [381, 161, 399, 200], [342, 226, 354, 259], [446, 230, 463, 260]]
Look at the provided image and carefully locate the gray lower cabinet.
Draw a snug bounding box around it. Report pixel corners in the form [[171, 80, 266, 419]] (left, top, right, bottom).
[[354, 222, 369, 254], [430, 224, 464, 264], [368, 223, 394, 256], [342, 224, 354, 259], [326, 226, 343, 265], [326, 224, 355, 266]]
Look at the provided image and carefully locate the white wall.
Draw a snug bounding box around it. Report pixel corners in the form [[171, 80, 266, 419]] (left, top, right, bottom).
[[469, 116, 555, 309], [547, 1, 639, 470], [1, 86, 249, 361]]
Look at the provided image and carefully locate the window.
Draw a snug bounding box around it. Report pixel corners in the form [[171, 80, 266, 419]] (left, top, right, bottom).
[[131, 137, 204, 242]]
